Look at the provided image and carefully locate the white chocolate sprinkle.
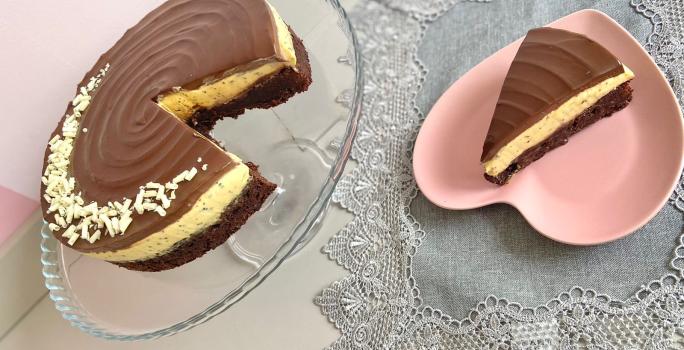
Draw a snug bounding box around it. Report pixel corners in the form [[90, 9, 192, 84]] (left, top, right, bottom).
[[156, 187, 165, 201], [101, 214, 115, 237], [62, 226, 76, 238], [55, 214, 67, 228], [146, 182, 163, 189], [65, 206, 74, 224], [49, 135, 60, 146], [67, 233, 79, 246], [186, 167, 198, 181], [122, 199, 132, 212], [160, 195, 171, 209], [73, 204, 83, 219], [143, 203, 158, 211], [80, 224, 90, 240], [84, 203, 98, 216], [155, 206, 167, 217], [173, 172, 188, 184], [119, 213, 132, 233], [111, 217, 120, 234], [89, 230, 101, 244]]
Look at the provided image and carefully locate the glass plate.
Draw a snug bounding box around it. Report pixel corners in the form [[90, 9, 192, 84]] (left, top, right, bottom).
[[40, 0, 362, 341]]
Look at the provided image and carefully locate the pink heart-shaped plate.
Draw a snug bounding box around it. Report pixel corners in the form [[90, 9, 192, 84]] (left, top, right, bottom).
[[413, 9, 684, 245]]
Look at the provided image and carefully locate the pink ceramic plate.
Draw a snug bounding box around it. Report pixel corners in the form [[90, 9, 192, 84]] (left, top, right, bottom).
[[413, 9, 684, 245]]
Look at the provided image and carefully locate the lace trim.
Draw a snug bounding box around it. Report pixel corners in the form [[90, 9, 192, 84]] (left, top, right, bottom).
[[317, 0, 684, 348], [631, 0, 684, 214]]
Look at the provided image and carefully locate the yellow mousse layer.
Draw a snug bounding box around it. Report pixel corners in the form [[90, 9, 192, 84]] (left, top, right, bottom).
[[86, 158, 250, 262], [484, 66, 635, 177], [157, 3, 297, 120]]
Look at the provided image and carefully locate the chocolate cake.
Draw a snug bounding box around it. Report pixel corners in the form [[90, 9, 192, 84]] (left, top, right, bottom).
[[40, 0, 312, 271], [481, 27, 634, 185]]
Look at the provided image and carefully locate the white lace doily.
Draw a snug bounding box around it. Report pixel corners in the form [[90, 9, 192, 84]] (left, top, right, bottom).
[[316, 0, 684, 348]]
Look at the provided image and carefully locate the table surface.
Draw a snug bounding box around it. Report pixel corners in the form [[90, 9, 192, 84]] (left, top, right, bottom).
[[0, 0, 359, 348]]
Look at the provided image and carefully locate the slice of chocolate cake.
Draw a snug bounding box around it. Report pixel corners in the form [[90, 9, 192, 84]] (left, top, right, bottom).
[[481, 27, 634, 185], [40, 0, 312, 272]]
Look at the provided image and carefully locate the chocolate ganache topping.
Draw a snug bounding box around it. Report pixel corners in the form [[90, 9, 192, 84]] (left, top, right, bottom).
[[41, 0, 287, 253], [481, 27, 626, 162]]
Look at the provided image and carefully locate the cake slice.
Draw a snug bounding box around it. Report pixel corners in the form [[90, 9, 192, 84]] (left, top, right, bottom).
[[481, 27, 635, 185], [41, 0, 312, 272]]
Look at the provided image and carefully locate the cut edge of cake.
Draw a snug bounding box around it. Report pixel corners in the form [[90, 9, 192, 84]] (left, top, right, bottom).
[[95, 29, 312, 271], [155, 3, 299, 121]]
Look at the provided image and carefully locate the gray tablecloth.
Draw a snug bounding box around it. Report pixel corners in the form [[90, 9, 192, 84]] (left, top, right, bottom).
[[411, 0, 683, 319]]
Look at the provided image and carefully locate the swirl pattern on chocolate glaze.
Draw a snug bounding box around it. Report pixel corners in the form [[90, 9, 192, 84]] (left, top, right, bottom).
[[481, 27, 625, 162], [41, 0, 287, 253]]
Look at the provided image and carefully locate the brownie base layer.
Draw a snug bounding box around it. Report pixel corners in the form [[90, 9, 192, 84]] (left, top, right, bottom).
[[115, 163, 277, 272], [485, 82, 634, 186], [189, 28, 312, 135]]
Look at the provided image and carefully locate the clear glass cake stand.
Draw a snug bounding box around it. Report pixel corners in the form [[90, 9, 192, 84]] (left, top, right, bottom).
[[40, 0, 362, 341]]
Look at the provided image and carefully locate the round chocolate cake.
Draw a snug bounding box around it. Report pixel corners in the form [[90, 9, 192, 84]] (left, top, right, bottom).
[[40, 0, 312, 271]]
